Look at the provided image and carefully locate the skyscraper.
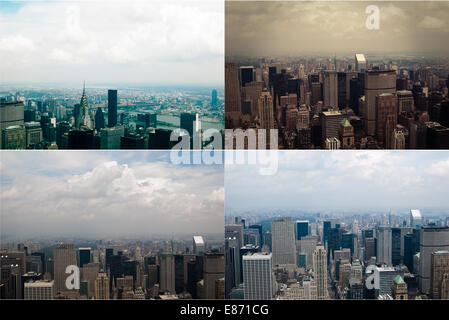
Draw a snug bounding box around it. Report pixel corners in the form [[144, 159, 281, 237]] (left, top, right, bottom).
[[323, 71, 338, 109], [271, 217, 296, 266], [94, 107, 105, 131], [24, 280, 54, 300], [239, 66, 254, 88], [203, 252, 224, 299], [313, 246, 328, 299], [377, 227, 392, 266], [225, 62, 242, 127], [193, 236, 206, 255], [391, 228, 402, 266], [355, 54, 367, 72], [243, 253, 273, 300], [320, 110, 344, 147], [54, 244, 77, 295], [108, 89, 118, 128], [211, 89, 218, 106], [180, 113, 196, 138], [0, 100, 24, 149], [160, 253, 175, 294], [295, 220, 309, 241], [430, 250, 449, 299], [375, 93, 398, 148], [78, 248, 91, 268], [258, 90, 274, 130], [94, 273, 110, 299], [410, 209, 423, 228], [364, 70, 396, 136], [419, 226, 449, 294], [75, 82, 92, 129]]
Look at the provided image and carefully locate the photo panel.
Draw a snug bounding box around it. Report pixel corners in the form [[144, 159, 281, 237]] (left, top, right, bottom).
[[225, 1, 449, 150], [225, 149, 449, 300], [0, 150, 225, 299]]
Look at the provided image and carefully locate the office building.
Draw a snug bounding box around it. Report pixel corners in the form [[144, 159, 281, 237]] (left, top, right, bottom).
[[24, 280, 54, 300], [100, 125, 124, 149], [355, 54, 367, 72], [54, 244, 77, 295], [243, 253, 273, 300], [203, 252, 224, 299], [375, 93, 398, 148], [419, 226, 449, 294], [1, 125, 26, 149], [108, 89, 118, 128], [410, 209, 423, 228], [193, 236, 206, 255], [94, 273, 109, 299], [313, 246, 328, 299], [295, 220, 309, 240], [430, 250, 449, 299], [78, 248, 91, 268], [323, 71, 338, 108], [272, 217, 296, 266], [160, 254, 175, 294], [364, 70, 396, 136], [0, 100, 24, 149], [320, 110, 345, 146], [377, 227, 392, 266]]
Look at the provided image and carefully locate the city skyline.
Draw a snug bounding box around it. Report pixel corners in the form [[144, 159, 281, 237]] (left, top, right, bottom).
[[0, 151, 224, 238], [0, 0, 224, 86]]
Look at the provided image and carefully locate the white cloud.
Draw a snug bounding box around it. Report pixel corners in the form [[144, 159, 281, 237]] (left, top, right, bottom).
[[0, 0, 224, 85], [1, 153, 224, 237]]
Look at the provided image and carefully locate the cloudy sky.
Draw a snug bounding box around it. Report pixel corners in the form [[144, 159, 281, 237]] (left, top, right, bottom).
[[225, 151, 449, 213], [0, 0, 224, 86], [226, 1, 449, 57], [0, 151, 224, 238]]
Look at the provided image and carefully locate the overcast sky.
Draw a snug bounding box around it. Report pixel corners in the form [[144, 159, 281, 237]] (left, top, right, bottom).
[[226, 1, 449, 57], [225, 151, 449, 213], [0, 151, 224, 238], [0, 0, 224, 86]]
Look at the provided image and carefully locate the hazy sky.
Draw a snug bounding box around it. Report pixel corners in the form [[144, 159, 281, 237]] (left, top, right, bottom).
[[226, 1, 449, 57], [0, 151, 224, 238], [0, 0, 224, 86], [225, 151, 449, 212]]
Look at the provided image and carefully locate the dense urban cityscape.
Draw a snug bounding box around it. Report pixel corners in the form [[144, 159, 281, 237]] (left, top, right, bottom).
[[0, 235, 224, 300], [225, 54, 449, 149], [225, 1, 449, 150], [224, 151, 449, 300], [0, 85, 224, 149], [2, 0, 449, 311], [225, 211, 449, 300]]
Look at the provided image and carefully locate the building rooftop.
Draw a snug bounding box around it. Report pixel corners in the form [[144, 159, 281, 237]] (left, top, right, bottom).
[[193, 236, 205, 245], [5, 125, 24, 130], [24, 280, 54, 287], [355, 54, 366, 63], [341, 118, 351, 127], [393, 275, 404, 284], [243, 252, 272, 260], [434, 250, 449, 254]]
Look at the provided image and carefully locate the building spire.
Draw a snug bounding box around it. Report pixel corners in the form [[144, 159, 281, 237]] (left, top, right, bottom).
[[83, 80, 85, 95]]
